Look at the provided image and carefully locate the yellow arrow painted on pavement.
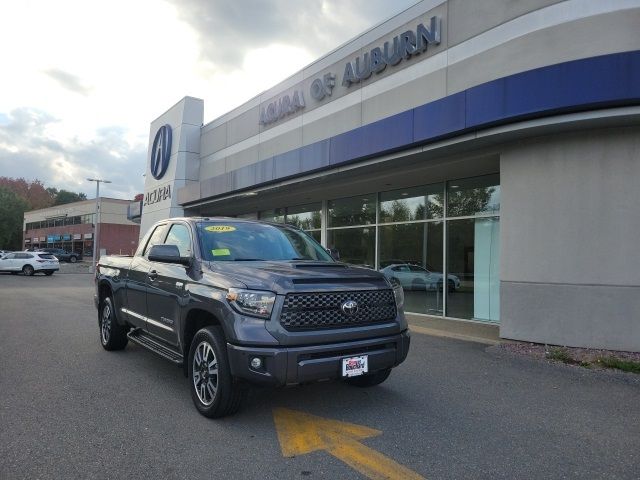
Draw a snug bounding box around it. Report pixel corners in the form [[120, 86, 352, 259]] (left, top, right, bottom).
[[273, 408, 425, 480]]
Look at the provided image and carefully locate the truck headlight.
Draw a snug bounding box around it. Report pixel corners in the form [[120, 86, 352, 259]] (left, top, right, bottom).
[[226, 288, 276, 319], [388, 277, 404, 309]]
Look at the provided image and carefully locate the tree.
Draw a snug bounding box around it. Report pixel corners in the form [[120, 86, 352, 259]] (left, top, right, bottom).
[[0, 177, 89, 249], [53, 189, 87, 205], [0, 186, 28, 250], [0, 177, 54, 210]]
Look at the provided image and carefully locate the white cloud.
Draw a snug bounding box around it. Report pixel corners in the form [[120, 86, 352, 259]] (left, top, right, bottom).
[[0, 0, 418, 197]]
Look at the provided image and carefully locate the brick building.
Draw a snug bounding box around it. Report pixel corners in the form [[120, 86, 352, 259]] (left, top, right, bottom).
[[23, 197, 140, 257]]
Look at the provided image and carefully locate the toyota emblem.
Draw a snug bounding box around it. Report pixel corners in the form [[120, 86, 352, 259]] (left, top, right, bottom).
[[341, 300, 358, 316]]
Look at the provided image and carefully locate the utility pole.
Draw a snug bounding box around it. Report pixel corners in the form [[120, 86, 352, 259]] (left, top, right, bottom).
[[86, 178, 112, 273]]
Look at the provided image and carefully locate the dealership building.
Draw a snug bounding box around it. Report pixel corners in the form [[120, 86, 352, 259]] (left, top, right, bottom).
[[23, 198, 140, 257], [137, 0, 640, 351]]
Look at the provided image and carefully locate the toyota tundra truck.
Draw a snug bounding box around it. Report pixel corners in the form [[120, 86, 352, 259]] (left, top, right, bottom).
[[94, 217, 410, 418]]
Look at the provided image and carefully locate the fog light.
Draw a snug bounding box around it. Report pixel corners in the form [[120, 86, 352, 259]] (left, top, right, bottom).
[[250, 357, 262, 369]]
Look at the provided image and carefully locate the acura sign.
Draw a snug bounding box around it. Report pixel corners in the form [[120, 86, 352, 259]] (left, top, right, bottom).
[[150, 124, 172, 180]]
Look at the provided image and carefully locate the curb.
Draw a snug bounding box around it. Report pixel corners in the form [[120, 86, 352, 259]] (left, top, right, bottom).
[[409, 324, 501, 345]]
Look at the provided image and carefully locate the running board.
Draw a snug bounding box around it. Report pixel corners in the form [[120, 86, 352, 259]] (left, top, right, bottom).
[[127, 329, 183, 365]]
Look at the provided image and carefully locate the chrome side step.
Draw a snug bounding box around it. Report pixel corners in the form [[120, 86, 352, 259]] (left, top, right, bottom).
[[127, 329, 183, 365]]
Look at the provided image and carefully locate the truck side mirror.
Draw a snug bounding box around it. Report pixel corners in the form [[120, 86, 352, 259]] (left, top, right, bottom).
[[148, 244, 191, 266]]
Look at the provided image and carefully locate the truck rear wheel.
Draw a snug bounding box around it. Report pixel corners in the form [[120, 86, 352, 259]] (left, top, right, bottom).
[[99, 296, 128, 351], [345, 368, 391, 387], [188, 326, 247, 418]]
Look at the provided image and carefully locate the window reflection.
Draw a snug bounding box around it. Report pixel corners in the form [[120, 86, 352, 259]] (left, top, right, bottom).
[[286, 203, 321, 230], [447, 174, 500, 217], [380, 184, 443, 222], [327, 227, 375, 268], [328, 194, 376, 227], [259, 208, 285, 223], [379, 222, 444, 315]]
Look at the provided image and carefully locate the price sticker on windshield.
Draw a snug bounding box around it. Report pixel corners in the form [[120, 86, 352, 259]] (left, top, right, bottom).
[[205, 225, 236, 233], [211, 248, 231, 256]]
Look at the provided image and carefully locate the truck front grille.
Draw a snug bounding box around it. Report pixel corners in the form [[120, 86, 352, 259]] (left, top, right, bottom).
[[280, 290, 397, 331]]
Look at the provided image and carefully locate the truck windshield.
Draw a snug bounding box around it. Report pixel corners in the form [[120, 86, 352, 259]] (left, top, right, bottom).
[[197, 221, 333, 262]]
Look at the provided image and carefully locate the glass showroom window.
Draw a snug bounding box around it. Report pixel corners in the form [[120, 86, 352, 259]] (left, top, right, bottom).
[[379, 221, 444, 316], [327, 194, 376, 267], [445, 174, 500, 322], [327, 227, 375, 268], [259, 204, 321, 242], [259, 208, 285, 223], [379, 184, 443, 222], [286, 203, 321, 243], [328, 194, 376, 227]]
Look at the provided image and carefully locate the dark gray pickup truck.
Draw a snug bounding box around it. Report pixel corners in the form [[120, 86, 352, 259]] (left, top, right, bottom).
[[94, 217, 410, 417]]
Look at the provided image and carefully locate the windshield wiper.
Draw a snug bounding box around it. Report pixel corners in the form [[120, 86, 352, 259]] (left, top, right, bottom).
[[233, 258, 265, 261]]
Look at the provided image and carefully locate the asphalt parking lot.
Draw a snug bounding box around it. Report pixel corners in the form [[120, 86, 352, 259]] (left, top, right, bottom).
[[1, 273, 639, 479]]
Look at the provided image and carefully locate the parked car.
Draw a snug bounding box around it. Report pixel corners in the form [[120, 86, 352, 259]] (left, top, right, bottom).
[[37, 247, 81, 263], [96, 217, 410, 418], [0, 252, 59, 275], [380, 264, 461, 291]]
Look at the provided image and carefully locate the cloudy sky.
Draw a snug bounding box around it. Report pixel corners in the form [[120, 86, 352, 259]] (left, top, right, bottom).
[[0, 0, 417, 199]]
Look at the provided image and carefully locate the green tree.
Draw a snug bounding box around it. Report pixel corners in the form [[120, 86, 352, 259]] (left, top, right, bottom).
[[53, 189, 87, 205], [0, 186, 28, 250]]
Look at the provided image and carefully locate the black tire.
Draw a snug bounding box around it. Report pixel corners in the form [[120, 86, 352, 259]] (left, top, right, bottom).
[[22, 264, 34, 276], [448, 279, 456, 293], [99, 296, 128, 351], [188, 326, 247, 418], [345, 368, 392, 387], [69, 256, 77, 263], [45, 271, 54, 276]]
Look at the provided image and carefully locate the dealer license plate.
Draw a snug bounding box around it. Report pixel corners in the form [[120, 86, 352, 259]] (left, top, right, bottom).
[[342, 355, 368, 377]]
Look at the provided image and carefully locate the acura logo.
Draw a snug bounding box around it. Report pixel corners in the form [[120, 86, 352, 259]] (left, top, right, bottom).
[[150, 124, 172, 180], [341, 300, 358, 316]]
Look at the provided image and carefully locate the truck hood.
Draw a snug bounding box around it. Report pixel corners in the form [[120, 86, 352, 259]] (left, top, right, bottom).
[[202, 260, 389, 294]]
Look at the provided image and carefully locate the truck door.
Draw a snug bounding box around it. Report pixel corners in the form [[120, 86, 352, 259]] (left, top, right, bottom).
[[145, 222, 193, 347], [123, 224, 168, 329]]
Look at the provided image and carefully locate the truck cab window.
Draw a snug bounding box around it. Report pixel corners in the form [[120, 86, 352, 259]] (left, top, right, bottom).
[[165, 224, 192, 257], [142, 225, 167, 256]]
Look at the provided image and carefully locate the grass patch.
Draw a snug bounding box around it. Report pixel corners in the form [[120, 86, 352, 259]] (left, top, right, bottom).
[[543, 347, 640, 374], [546, 347, 574, 364], [597, 356, 640, 374]]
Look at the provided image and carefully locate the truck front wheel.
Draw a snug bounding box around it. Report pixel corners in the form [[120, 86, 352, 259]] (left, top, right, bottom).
[[99, 296, 128, 351], [188, 326, 247, 418]]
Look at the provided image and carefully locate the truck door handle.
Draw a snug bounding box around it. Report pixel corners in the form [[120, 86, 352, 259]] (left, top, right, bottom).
[[148, 270, 158, 280]]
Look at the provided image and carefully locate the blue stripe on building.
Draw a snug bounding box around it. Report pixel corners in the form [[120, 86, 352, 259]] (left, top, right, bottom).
[[193, 50, 640, 202]]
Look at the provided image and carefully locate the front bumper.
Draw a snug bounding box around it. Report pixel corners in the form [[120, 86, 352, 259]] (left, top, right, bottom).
[[227, 330, 410, 387]]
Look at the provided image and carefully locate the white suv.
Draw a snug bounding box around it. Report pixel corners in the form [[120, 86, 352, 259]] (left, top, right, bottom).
[[0, 252, 60, 276]]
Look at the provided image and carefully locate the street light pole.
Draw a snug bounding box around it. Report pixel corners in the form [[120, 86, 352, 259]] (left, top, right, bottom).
[[87, 178, 112, 273]]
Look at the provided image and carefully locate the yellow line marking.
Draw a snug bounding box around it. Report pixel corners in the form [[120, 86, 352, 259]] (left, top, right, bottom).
[[273, 408, 425, 480]]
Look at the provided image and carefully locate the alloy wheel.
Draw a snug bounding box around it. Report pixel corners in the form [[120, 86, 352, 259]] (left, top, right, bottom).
[[192, 341, 219, 406], [101, 303, 112, 344]]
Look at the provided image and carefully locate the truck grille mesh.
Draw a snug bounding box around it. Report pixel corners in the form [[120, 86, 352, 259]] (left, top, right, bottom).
[[280, 290, 396, 330]]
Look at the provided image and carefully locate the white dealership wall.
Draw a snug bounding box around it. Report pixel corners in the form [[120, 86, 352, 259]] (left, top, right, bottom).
[[139, 0, 640, 350], [139, 97, 203, 238]]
